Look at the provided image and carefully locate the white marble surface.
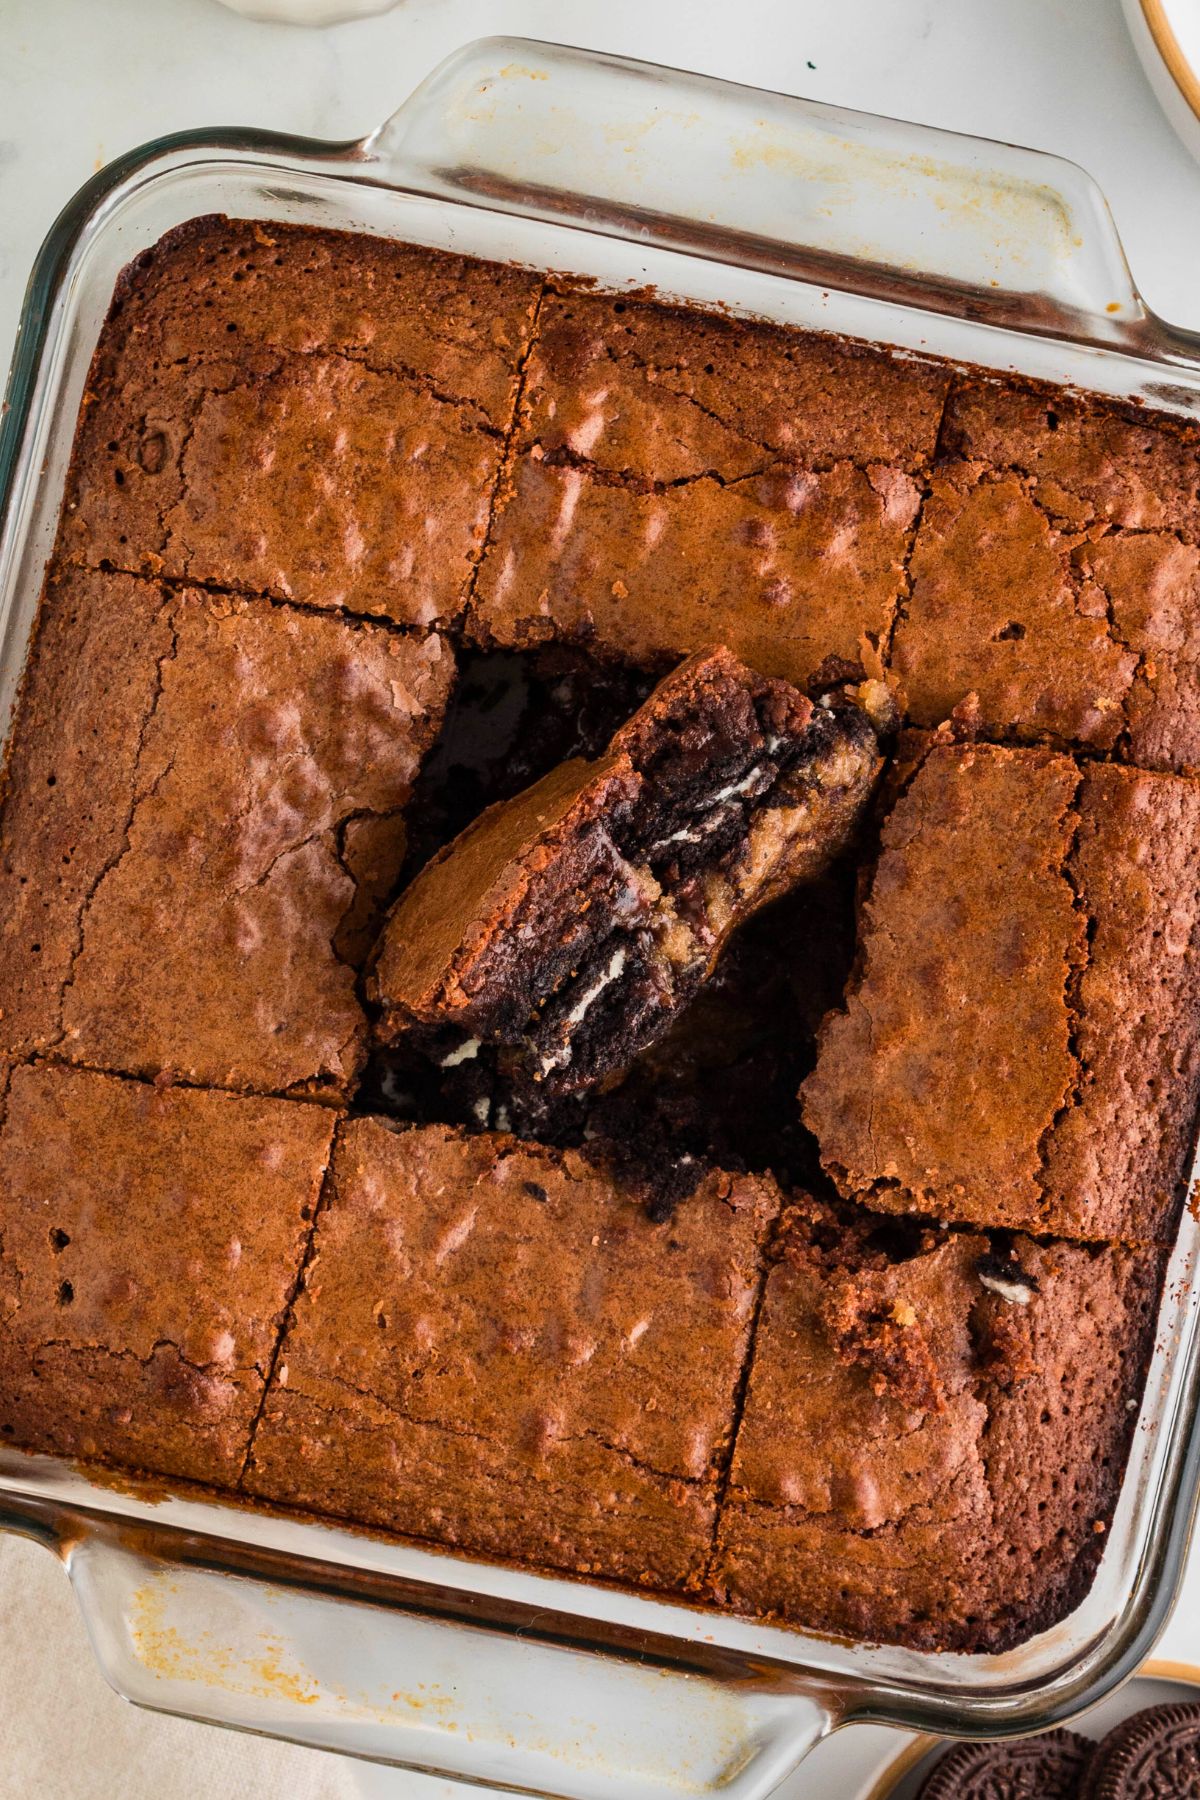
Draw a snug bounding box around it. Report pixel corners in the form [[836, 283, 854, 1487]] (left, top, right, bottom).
[[3, 1, 1200, 1795]]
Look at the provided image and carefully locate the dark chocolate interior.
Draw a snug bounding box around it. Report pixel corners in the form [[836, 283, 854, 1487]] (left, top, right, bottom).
[[354, 646, 869, 1215]]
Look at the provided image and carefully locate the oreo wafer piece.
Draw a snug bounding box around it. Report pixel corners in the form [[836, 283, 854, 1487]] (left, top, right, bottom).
[[917, 1730, 1091, 1799], [1081, 1702, 1200, 1798]]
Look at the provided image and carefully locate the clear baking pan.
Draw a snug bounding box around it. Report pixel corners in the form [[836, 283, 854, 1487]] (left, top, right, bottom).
[[2, 36, 1200, 1800]]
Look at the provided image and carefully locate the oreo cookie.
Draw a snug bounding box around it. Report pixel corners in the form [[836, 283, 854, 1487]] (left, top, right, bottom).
[[1080, 1702, 1200, 1797], [916, 1730, 1091, 1799]]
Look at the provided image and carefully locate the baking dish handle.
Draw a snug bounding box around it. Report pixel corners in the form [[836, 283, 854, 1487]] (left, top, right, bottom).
[[62, 1524, 837, 1799], [360, 36, 1148, 346]]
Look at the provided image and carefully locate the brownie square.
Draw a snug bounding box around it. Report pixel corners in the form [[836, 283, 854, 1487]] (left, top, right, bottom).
[[0, 566, 453, 1095], [469, 289, 949, 682], [892, 463, 1136, 750], [942, 377, 1200, 535], [713, 1202, 1163, 1651], [893, 381, 1200, 770], [0, 1064, 333, 1486], [245, 1120, 779, 1590], [60, 219, 542, 628], [801, 742, 1200, 1240]]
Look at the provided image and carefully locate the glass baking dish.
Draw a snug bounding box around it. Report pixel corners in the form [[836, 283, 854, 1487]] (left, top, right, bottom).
[[3, 37, 1200, 1800]]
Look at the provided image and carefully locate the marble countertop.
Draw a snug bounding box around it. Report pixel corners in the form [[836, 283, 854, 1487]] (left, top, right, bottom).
[[2, 1, 1200, 1795]]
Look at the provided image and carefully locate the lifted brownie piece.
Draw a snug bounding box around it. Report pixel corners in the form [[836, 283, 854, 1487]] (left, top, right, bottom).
[[470, 288, 949, 683], [371, 648, 886, 1094], [0, 1064, 333, 1487], [801, 742, 1200, 1241], [712, 1200, 1163, 1651], [244, 1120, 778, 1590], [0, 566, 452, 1094], [60, 218, 542, 627]]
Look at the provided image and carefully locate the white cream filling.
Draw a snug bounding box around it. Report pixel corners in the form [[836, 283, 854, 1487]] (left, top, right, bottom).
[[708, 764, 771, 806], [979, 1272, 1035, 1306], [439, 1037, 481, 1068], [650, 765, 774, 853], [539, 945, 628, 1072]]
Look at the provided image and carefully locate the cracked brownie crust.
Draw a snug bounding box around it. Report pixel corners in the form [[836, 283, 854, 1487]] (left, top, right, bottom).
[[713, 1201, 1163, 1651], [61, 218, 542, 626], [469, 288, 947, 682], [0, 1064, 334, 1486], [894, 378, 1200, 770], [244, 1119, 779, 1588], [0, 565, 453, 1095], [801, 742, 1200, 1241]]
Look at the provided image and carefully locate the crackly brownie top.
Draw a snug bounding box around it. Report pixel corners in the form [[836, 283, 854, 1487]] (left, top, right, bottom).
[[893, 376, 1200, 773], [469, 286, 948, 684], [15, 569, 454, 1096], [0, 1063, 333, 1484], [942, 376, 1200, 536], [61, 217, 542, 626], [801, 740, 1200, 1241], [518, 288, 952, 478], [100, 216, 541, 429], [2, 215, 1193, 1654], [716, 1196, 1163, 1650], [252, 1119, 778, 1489]]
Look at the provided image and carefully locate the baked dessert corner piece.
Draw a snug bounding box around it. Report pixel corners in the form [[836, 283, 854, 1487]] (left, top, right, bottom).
[[892, 377, 1200, 772], [713, 1199, 1163, 1651], [60, 218, 544, 629], [244, 1119, 780, 1590], [801, 740, 1200, 1242], [0, 1063, 334, 1487], [0, 564, 454, 1095], [370, 646, 889, 1093]]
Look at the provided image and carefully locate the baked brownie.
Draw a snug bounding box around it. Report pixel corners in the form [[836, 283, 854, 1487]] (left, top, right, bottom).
[[60, 218, 542, 627], [943, 376, 1200, 535], [244, 1120, 779, 1590], [370, 649, 885, 1093], [892, 462, 1137, 751], [469, 288, 950, 683], [801, 742, 1200, 1241], [0, 1063, 333, 1486], [0, 565, 176, 1062], [712, 1200, 1162, 1651], [0, 565, 453, 1094], [893, 379, 1200, 770]]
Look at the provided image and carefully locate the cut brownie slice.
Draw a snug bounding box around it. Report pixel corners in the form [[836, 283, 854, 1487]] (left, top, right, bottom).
[[942, 376, 1200, 536], [91, 217, 539, 431], [0, 566, 453, 1095], [371, 648, 886, 1094], [60, 219, 542, 628], [470, 288, 949, 683], [892, 462, 1136, 751], [712, 1200, 1163, 1651], [893, 380, 1200, 772], [801, 742, 1200, 1241], [244, 1120, 778, 1590], [0, 1064, 333, 1487]]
